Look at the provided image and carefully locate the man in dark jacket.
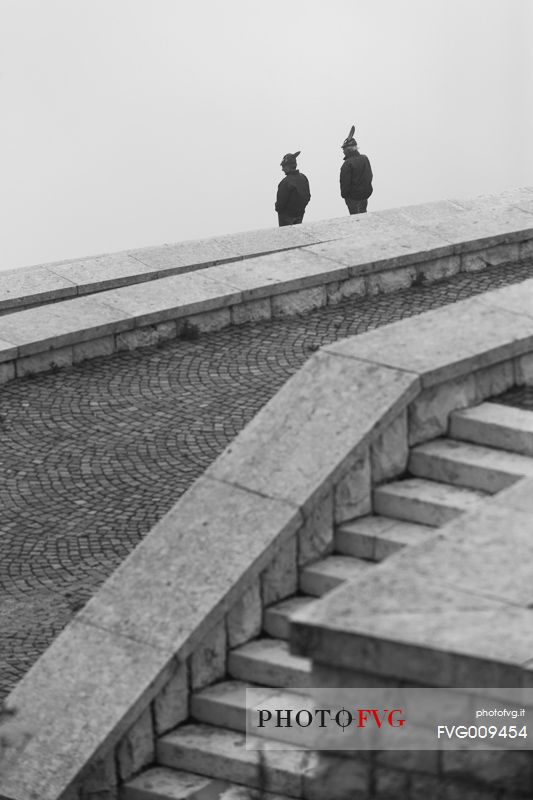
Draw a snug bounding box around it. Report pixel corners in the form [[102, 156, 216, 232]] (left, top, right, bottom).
[[339, 126, 373, 214], [275, 151, 311, 226]]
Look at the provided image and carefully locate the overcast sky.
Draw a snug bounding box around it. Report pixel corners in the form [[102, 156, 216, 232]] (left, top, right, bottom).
[[2, 0, 532, 271]]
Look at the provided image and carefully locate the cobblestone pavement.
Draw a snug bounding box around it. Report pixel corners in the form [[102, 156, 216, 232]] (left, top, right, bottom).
[[0, 260, 532, 699]]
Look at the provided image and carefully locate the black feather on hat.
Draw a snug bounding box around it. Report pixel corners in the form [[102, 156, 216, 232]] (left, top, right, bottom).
[[280, 151, 301, 167], [342, 125, 357, 149]]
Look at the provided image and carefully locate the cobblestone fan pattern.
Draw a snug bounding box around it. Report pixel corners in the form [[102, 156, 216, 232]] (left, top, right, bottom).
[[0, 260, 532, 700]]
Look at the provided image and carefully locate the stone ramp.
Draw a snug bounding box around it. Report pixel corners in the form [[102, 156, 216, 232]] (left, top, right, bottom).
[[2, 186, 532, 315], [121, 406, 533, 800], [1, 187, 533, 385]]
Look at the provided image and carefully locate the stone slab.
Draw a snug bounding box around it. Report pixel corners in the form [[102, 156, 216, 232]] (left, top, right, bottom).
[[479, 275, 533, 319], [0, 296, 135, 356], [203, 248, 349, 301], [49, 253, 163, 293], [375, 199, 467, 225], [451, 186, 533, 213], [78, 475, 301, 654], [388, 502, 533, 607], [450, 402, 533, 457], [0, 619, 172, 800], [421, 205, 533, 251], [207, 351, 419, 511], [0, 338, 18, 362], [95, 271, 242, 327], [324, 293, 533, 388], [0, 266, 77, 310], [304, 219, 453, 274], [291, 569, 528, 686]]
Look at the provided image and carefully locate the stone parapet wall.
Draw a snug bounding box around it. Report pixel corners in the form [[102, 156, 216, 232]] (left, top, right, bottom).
[[1, 189, 533, 386], [1, 243, 533, 798]]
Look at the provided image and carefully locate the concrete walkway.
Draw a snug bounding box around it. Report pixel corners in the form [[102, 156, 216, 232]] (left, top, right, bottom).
[[0, 259, 532, 699]]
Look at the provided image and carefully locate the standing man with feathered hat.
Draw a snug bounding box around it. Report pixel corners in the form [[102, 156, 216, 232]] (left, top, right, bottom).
[[340, 126, 373, 214], [275, 151, 311, 227]]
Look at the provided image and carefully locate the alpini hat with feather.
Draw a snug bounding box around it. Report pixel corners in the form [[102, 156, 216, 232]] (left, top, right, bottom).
[[280, 151, 301, 168], [342, 125, 357, 149]]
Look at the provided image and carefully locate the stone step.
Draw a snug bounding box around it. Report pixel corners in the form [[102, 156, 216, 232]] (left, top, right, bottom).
[[409, 437, 533, 493], [263, 596, 316, 640], [124, 764, 293, 799], [450, 402, 533, 456], [299, 555, 372, 597], [228, 638, 311, 688], [191, 681, 308, 736], [334, 514, 435, 561], [373, 478, 486, 527], [157, 723, 311, 799]]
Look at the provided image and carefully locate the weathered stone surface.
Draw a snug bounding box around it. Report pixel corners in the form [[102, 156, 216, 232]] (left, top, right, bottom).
[[205, 248, 347, 301], [416, 254, 461, 283], [123, 766, 215, 800], [515, 352, 533, 384], [116, 326, 159, 351], [207, 351, 418, 511], [94, 271, 241, 327], [116, 705, 154, 782], [366, 265, 417, 295], [16, 345, 74, 378], [371, 411, 408, 484], [154, 320, 177, 341], [230, 297, 271, 324], [190, 619, 227, 691], [0, 296, 133, 356], [408, 374, 477, 445], [73, 335, 115, 363], [77, 749, 117, 798], [271, 286, 327, 317], [291, 568, 509, 684], [494, 476, 533, 514], [334, 449, 371, 523], [480, 275, 533, 319], [0, 339, 18, 363], [473, 360, 515, 400], [450, 403, 533, 457], [298, 492, 334, 566], [51, 253, 155, 294], [423, 205, 533, 251], [183, 307, 231, 333], [374, 765, 410, 798], [326, 276, 366, 305], [226, 581, 263, 648], [325, 294, 533, 389], [519, 238, 533, 259], [261, 535, 298, 606], [302, 753, 369, 800], [78, 476, 301, 654], [462, 242, 519, 271], [0, 360, 15, 384], [305, 220, 453, 273], [311, 662, 401, 688], [0, 620, 172, 800], [0, 266, 77, 310], [153, 662, 188, 736], [389, 502, 533, 606], [441, 750, 533, 793]]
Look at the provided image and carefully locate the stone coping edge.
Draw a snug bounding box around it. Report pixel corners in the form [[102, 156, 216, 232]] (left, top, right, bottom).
[[1, 267, 533, 799], [1, 192, 533, 384], [1, 186, 532, 316]]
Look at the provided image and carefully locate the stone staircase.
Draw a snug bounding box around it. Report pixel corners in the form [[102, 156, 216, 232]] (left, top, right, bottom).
[[122, 401, 533, 800]]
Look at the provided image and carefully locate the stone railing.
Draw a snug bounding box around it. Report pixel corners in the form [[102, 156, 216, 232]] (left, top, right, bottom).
[[1, 188, 533, 386], [1, 271, 533, 797]]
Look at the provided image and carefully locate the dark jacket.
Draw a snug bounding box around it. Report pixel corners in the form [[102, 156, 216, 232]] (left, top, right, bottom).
[[275, 171, 311, 217], [340, 152, 373, 200]]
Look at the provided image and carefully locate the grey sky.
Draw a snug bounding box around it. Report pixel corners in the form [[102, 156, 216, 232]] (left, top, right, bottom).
[[2, 0, 532, 271]]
